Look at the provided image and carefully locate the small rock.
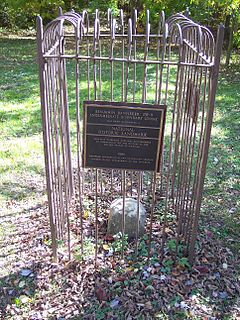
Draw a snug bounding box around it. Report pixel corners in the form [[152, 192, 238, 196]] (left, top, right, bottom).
[[191, 295, 197, 301], [229, 207, 236, 214], [20, 269, 32, 277], [18, 280, 25, 288], [142, 271, 149, 279], [222, 263, 228, 270], [19, 295, 29, 304], [110, 299, 120, 309], [180, 301, 188, 309], [160, 275, 166, 281], [212, 291, 218, 298], [8, 289, 15, 296], [106, 248, 114, 257], [185, 280, 193, 286], [108, 198, 146, 239], [219, 291, 228, 299], [144, 301, 152, 310]]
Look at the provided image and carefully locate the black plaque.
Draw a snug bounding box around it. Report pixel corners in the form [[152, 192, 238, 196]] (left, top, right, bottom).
[[83, 101, 166, 172]]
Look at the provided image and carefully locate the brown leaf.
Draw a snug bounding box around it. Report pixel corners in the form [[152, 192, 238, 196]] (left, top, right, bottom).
[[104, 234, 114, 242], [144, 301, 152, 310], [95, 286, 108, 302], [114, 276, 126, 282], [194, 265, 210, 274]]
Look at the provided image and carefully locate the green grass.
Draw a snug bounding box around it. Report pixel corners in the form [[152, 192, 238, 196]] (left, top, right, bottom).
[[202, 58, 240, 253], [0, 38, 45, 206]]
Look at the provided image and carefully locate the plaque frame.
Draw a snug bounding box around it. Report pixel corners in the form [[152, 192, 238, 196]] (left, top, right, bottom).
[[83, 100, 166, 172]]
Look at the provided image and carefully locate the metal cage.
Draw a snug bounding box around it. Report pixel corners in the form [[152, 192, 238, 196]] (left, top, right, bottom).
[[36, 8, 224, 263]]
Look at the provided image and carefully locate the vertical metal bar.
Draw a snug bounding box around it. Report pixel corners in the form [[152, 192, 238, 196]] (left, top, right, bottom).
[[142, 10, 150, 103], [110, 17, 115, 189], [49, 59, 62, 239], [121, 170, 126, 258], [59, 26, 74, 255], [161, 67, 182, 256], [120, 9, 125, 101], [161, 24, 184, 257], [135, 171, 142, 256], [56, 44, 69, 239], [133, 9, 137, 102], [188, 24, 224, 262], [99, 32, 102, 99], [155, 11, 164, 102], [58, 7, 63, 16], [147, 171, 157, 264], [141, 13, 150, 221], [158, 21, 168, 104], [95, 169, 98, 266], [84, 11, 92, 193], [158, 20, 168, 196], [93, 14, 99, 100], [185, 67, 208, 245], [125, 18, 132, 101], [86, 21, 90, 100], [46, 61, 58, 235], [61, 37, 74, 197], [54, 59, 65, 239], [75, 21, 84, 255], [37, 16, 57, 260], [171, 27, 191, 199], [110, 16, 115, 101]]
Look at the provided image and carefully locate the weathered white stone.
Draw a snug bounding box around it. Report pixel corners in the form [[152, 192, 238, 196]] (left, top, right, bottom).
[[107, 198, 146, 239]]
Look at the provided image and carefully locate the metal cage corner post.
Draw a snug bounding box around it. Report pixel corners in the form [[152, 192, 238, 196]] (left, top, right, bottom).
[[37, 10, 224, 263]]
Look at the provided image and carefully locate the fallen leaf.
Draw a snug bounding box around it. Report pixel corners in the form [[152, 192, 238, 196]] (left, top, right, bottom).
[[83, 211, 89, 219], [95, 287, 108, 302], [194, 265, 210, 274], [104, 234, 114, 241], [19, 295, 30, 304], [103, 244, 110, 251], [144, 301, 152, 310], [18, 280, 25, 288]]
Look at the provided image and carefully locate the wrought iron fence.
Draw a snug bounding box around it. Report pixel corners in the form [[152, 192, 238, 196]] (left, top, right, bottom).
[[37, 8, 224, 264]]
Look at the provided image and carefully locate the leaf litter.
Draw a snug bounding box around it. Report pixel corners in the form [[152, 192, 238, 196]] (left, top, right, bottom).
[[0, 193, 240, 320]]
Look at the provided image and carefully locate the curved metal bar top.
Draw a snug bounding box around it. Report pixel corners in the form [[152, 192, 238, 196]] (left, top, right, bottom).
[[41, 10, 215, 68], [167, 13, 215, 61]]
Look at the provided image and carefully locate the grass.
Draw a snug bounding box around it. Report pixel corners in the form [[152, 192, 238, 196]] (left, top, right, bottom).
[[0, 38, 44, 205], [0, 35, 239, 319], [202, 57, 240, 254]]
